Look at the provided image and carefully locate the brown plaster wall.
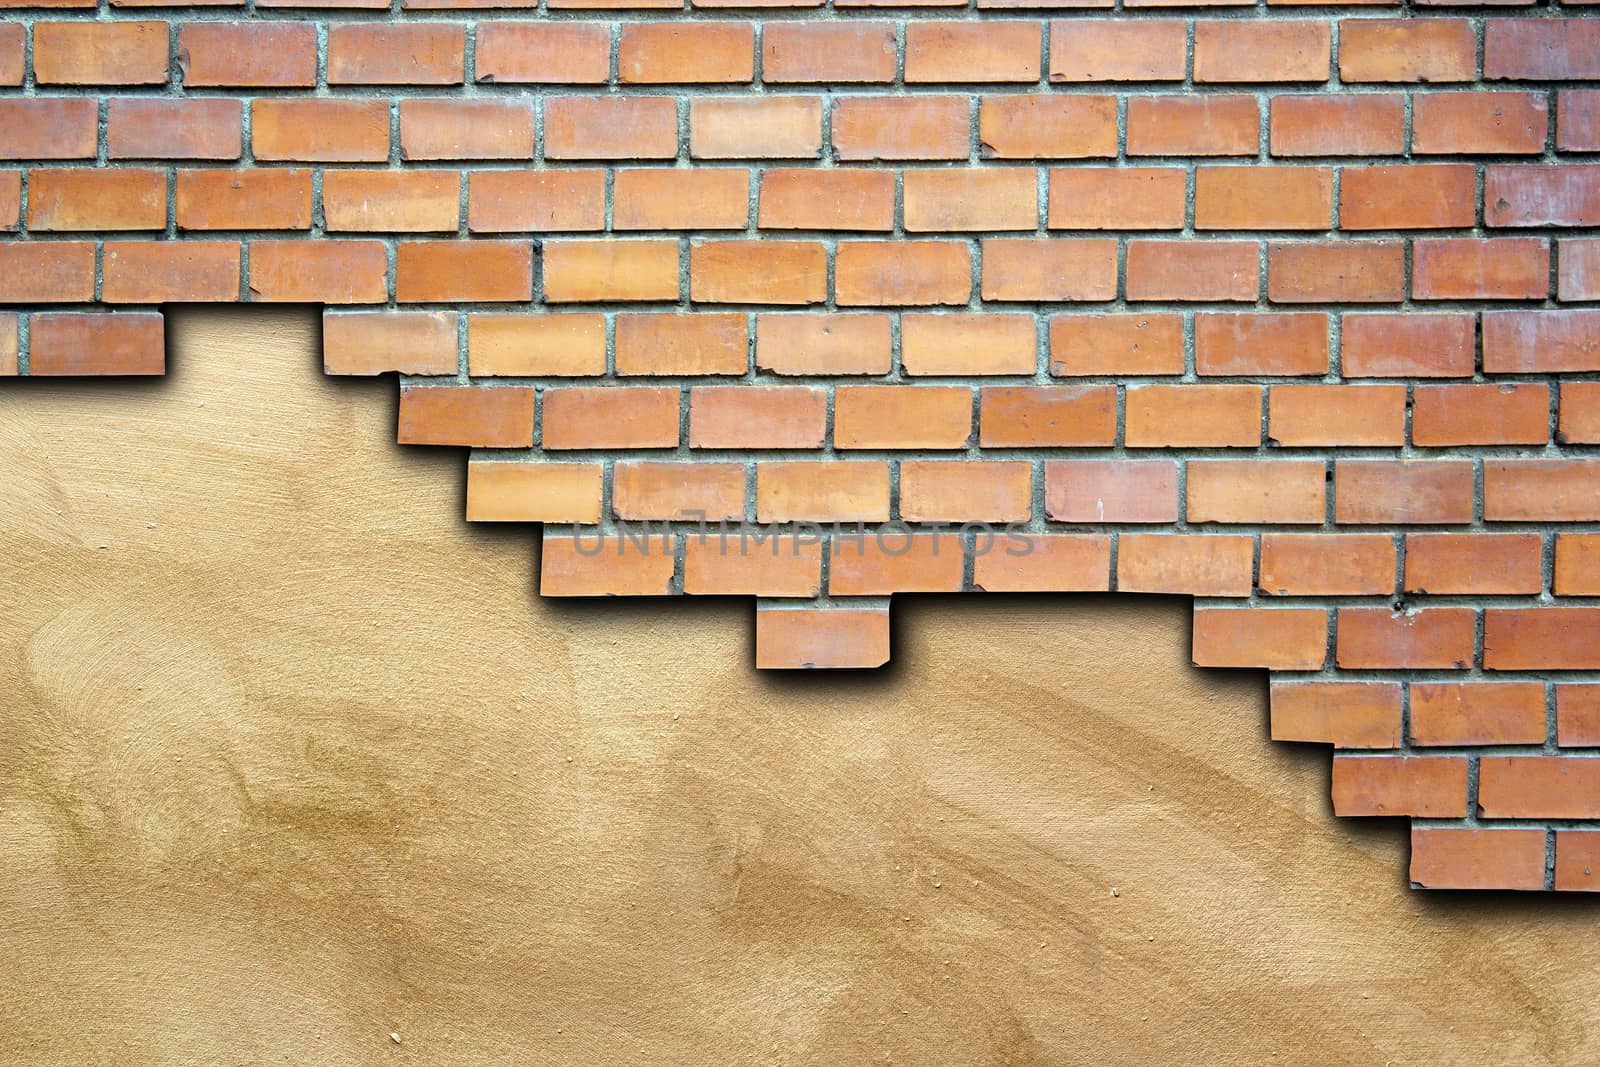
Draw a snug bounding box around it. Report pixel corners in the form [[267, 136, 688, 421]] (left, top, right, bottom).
[[0, 308, 1594, 1065]]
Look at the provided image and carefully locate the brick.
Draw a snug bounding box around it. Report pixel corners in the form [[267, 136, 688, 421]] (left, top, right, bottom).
[[613, 462, 746, 522], [395, 240, 533, 303], [835, 241, 971, 306], [1413, 238, 1550, 301], [616, 313, 747, 376], [1196, 312, 1329, 376], [1558, 686, 1600, 748], [906, 21, 1041, 83], [1556, 833, 1600, 894], [1336, 461, 1473, 525], [1405, 532, 1542, 597], [1267, 242, 1403, 303], [1412, 383, 1550, 446], [0, 23, 19, 86], [1259, 534, 1396, 596], [400, 100, 534, 161], [900, 461, 1032, 522], [1127, 241, 1258, 302], [108, 98, 241, 161], [1049, 168, 1186, 231], [1559, 239, 1600, 300], [467, 462, 603, 525], [903, 313, 1035, 376], [1331, 756, 1469, 817], [0, 242, 95, 303], [619, 23, 753, 84], [178, 22, 316, 87], [0, 314, 17, 376], [28, 168, 166, 232], [1561, 382, 1600, 444], [249, 240, 387, 304], [756, 462, 891, 523], [1483, 310, 1600, 373], [1269, 681, 1402, 750], [1195, 166, 1331, 231], [757, 169, 893, 232], [323, 170, 460, 233], [1045, 460, 1178, 523], [756, 313, 891, 375], [540, 536, 676, 598], [177, 169, 311, 231], [1049, 20, 1186, 82], [328, 23, 465, 85], [831, 97, 969, 161], [1411, 682, 1547, 748], [972, 535, 1111, 593], [397, 385, 535, 448], [614, 168, 750, 230], [1339, 164, 1476, 230], [1558, 90, 1600, 151], [1126, 384, 1261, 448], [834, 385, 972, 449], [1194, 21, 1331, 83], [102, 240, 240, 304], [1192, 608, 1328, 669], [468, 170, 605, 233], [831, 533, 964, 596], [1127, 96, 1259, 157], [1187, 460, 1325, 524], [1050, 313, 1184, 376], [684, 538, 821, 598], [979, 385, 1116, 447], [1410, 828, 1547, 892], [1484, 460, 1600, 522], [1486, 609, 1600, 671], [691, 240, 824, 305], [905, 170, 1037, 232], [1339, 19, 1476, 83], [254, 100, 389, 163], [1269, 94, 1404, 157], [543, 239, 679, 304], [1555, 534, 1600, 596], [1480, 758, 1600, 820], [1118, 534, 1253, 597], [1341, 312, 1475, 378], [981, 239, 1117, 301], [474, 22, 609, 83], [1485, 18, 1600, 80], [979, 95, 1116, 160], [755, 608, 889, 671], [1485, 165, 1600, 228], [324, 310, 458, 376], [762, 22, 896, 83], [689, 385, 826, 449], [0, 99, 100, 160], [1412, 92, 1546, 155], [545, 98, 678, 160], [0, 172, 15, 230], [691, 97, 822, 159], [543, 386, 680, 450], [34, 21, 167, 85], [467, 313, 606, 377], [27, 312, 165, 376], [1268, 385, 1405, 447]]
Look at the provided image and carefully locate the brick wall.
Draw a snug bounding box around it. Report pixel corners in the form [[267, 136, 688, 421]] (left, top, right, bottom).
[[2, 1, 1598, 891]]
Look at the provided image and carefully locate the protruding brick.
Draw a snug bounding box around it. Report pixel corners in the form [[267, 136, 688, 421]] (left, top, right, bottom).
[[756, 607, 890, 671], [1480, 757, 1600, 820], [397, 385, 535, 448], [905, 170, 1038, 232], [1556, 833, 1600, 893], [1270, 681, 1402, 749], [1195, 166, 1332, 231], [1341, 312, 1475, 378], [1484, 310, 1600, 373], [614, 168, 749, 230], [1484, 459, 1600, 522], [1335, 461, 1473, 525], [1558, 686, 1600, 748], [1555, 534, 1600, 596], [28, 312, 165, 376], [466, 461, 603, 524], [541, 535, 676, 598], [0, 99, 98, 160], [1332, 756, 1469, 817], [467, 313, 606, 377], [1268, 385, 1405, 448], [1485, 608, 1600, 670], [545, 239, 680, 303], [109, 98, 241, 161], [1412, 91, 1547, 155], [1485, 18, 1600, 80], [545, 97, 678, 160], [1560, 382, 1600, 444], [325, 310, 458, 376], [1410, 828, 1547, 891], [1267, 241, 1404, 303], [400, 100, 534, 161], [1485, 165, 1600, 228], [1192, 607, 1328, 669], [1413, 238, 1550, 301]]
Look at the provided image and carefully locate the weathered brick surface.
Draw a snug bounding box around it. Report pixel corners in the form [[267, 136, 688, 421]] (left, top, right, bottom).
[[4, 2, 1599, 893]]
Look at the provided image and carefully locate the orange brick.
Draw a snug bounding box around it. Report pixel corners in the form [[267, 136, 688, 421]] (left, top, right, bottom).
[[249, 240, 387, 303], [545, 97, 678, 160], [0, 24, 20, 87], [1484, 310, 1600, 374], [1413, 238, 1550, 301], [1558, 685, 1600, 747], [613, 462, 746, 522], [1480, 757, 1600, 820], [3, 315, 20, 376], [254, 100, 389, 162], [1267, 242, 1403, 303], [757, 169, 894, 232], [616, 313, 747, 376], [757, 462, 890, 523], [400, 99, 534, 160], [108, 98, 241, 161], [27, 312, 165, 376], [1331, 756, 1469, 817], [905, 169, 1037, 232], [1127, 241, 1258, 302], [613, 168, 748, 230], [1269, 94, 1404, 156], [1410, 828, 1547, 892], [690, 240, 824, 305], [102, 240, 240, 303], [1126, 384, 1261, 448], [1411, 682, 1547, 747], [545, 239, 680, 303], [981, 238, 1116, 302], [177, 168, 310, 231], [1413, 91, 1546, 155], [0, 242, 95, 303], [1486, 19, 1600, 81], [1269, 681, 1402, 750], [836, 241, 971, 306], [178, 22, 317, 87], [689, 386, 826, 449], [467, 313, 606, 377], [34, 21, 167, 85], [831, 96, 969, 161], [468, 170, 605, 233], [972, 535, 1111, 594], [395, 240, 533, 303], [1050, 313, 1182, 377], [0, 173, 15, 230], [1484, 460, 1600, 522], [619, 22, 754, 84], [1339, 19, 1476, 83], [756, 313, 892, 376], [1341, 312, 1475, 378], [979, 385, 1116, 447], [1049, 20, 1186, 82], [1259, 534, 1396, 596], [1046, 460, 1178, 523], [834, 386, 972, 449], [1556, 832, 1600, 894], [0, 99, 98, 160], [1195, 312, 1329, 376], [1268, 385, 1405, 447], [1049, 168, 1186, 230], [1559, 238, 1600, 301], [1556, 534, 1600, 596], [1194, 21, 1331, 83], [324, 310, 458, 376], [1339, 164, 1475, 230], [981, 95, 1117, 159], [906, 21, 1041, 83], [1412, 383, 1550, 446], [904, 313, 1036, 376], [900, 461, 1031, 522], [762, 22, 896, 83], [691, 97, 821, 159], [328, 23, 465, 85], [755, 607, 889, 671], [1119, 534, 1254, 597], [1192, 607, 1328, 669], [474, 22, 609, 83], [1188, 460, 1325, 524], [830, 533, 964, 596], [542, 386, 680, 450], [1560, 382, 1600, 444], [683, 537, 821, 598], [1126, 95, 1259, 157], [1195, 166, 1332, 231], [397, 385, 535, 448], [27, 168, 166, 231], [1485, 608, 1600, 670], [540, 535, 676, 598], [1335, 461, 1474, 524], [1405, 533, 1542, 596], [322, 170, 460, 233], [466, 462, 603, 524]]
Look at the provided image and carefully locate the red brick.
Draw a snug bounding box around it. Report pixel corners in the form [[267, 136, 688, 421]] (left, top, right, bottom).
[[397, 385, 535, 448], [835, 385, 972, 450], [1119, 534, 1253, 597], [831, 97, 969, 161], [1484, 310, 1600, 373], [1484, 460, 1600, 522], [1126, 384, 1261, 448], [28, 168, 166, 232], [1558, 686, 1600, 748], [102, 240, 240, 303], [1045, 460, 1178, 523], [324, 310, 458, 376], [1268, 384, 1405, 447], [1194, 21, 1331, 83], [1270, 94, 1404, 157], [1558, 90, 1600, 152], [1331, 756, 1469, 817], [322, 170, 459, 233], [684, 537, 821, 599], [466, 461, 602, 524], [1410, 828, 1547, 892], [27, 312, 164, 376], [906, 21, 1041, 83], [1561, 382, 1600, 444], [1339, 19, 1476, 83], [34, 21, 167, 85], [545, 97, 678, 160], [1269, 681, 1401, 750], [1414, 238, 1550, 301], [1405, 532, 1542, 596], [1485, 18, 1600, 80], [179, 22, 316, 87], [756, 462, 890, 523], [1049, 20, 1186, 82], [758, 169, 894, 232], [396, 240, 533, 303], [836, 241, 970, 306], [1556, 833, 1600, 894], [1556, 534, 1600, 597], [617, 313, 747, 377], [249, 240, 387, 304], [1412, 383, 1550, 446], [690, 240, 822, 305], [900, 461, 1032, 523], [1196, 312, 1329, 376], [546, 239, 680, 303], [400, 100, 534, 161], [1341, 312, 1475, 378], [981, 238, 1116, 302], [1128, 95, 1259, 157], [905, 170, 1036, 233], [1335, 461, 1473, 524], [1411, 682, 1547, 748], [1049, 168, 1186, 231], [474, 22, 609, 83], [613, 462, 745, 522], [1485, 165, 1600, 228], [1188, 460, 1325, 525], [1259, 534, 1396, 596], [1268, 242, 1403, 303], [972, 535, 1111, 594], [0, 99, 98, 160], [689, 386, 825, 449], [328, 23, 465, 85], [1050, 313, 1183, 376], [1559, 238, 1600, 301], [691, 97, 821, 159], [0, 23, 20, 87], [0, 172, 16, 231], [981, 95, 1117, 159], [1195, 166, 1332, 231], [613, 168, 749, 231], [1485, 609, 1600, 670], [467, 313, 605, 377], [1192, 607, 1328, 669], [177, 169, 311, 231], [0, 242, 95, 303], [904, 313, 1035, 376], [108, 98, 241, 161], [979, 385, 1116, 447], [831, 533, 964, 596], [1412, 91, 1546, 155], [620, 22, 754, 84], [1339, 164, 1476, 230], [1480, 757, 1600, 820], [540, 535, 676, 599], [755, 313, 890, 376], [762, 22, 896, 83], [254, 100, 389, 162], [755, 608, 889, 671], [1127, 241, 1258, 302], [543, 386, 680, 451], [468, 170, 605, 233]]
